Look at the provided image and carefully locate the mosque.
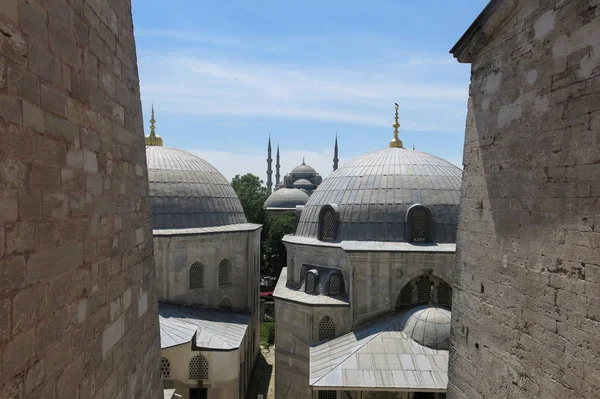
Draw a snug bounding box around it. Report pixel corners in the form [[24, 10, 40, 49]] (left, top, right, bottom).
[[264, 136, 339, 215], [145, 108, 261, 399], [273, 105, 461, 399]]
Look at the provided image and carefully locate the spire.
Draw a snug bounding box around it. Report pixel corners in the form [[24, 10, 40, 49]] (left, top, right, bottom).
[[275, 143, 281, 186], [145, 104, 163, 146], [413, 142, 415, 150], [389, 103, 403, 148], [266, 135, 273, 194], [302, 157, 305, 165], [333, 134, 339, 171]]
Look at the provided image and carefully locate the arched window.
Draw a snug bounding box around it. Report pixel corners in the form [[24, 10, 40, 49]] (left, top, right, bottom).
[[328, 273, 343, 295], [417, 277, 432, 304], [160, 357, 171, 378], [305, 271, 317, 294], [399, 283, 413, 305], [189, 355, 209, 380], [318, 391, 337, 399], [189, 262, 204, 289], [409, 206, 431, 242], [218, 259, 232, 286], [218, 296, 232, 310], [318, 316, 336, 341], [319, 207, 336, 241], [437, 282, 452, 307]]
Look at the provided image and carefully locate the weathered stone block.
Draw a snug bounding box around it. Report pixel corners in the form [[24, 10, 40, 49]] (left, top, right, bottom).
[[20, 2, 48, 42], [41, 83, 67, 117], [5, 221, 35, 254], [28, 242, 83, 282]]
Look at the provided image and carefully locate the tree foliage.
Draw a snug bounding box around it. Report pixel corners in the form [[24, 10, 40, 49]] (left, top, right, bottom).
[[231, 173, 268, 224], [262, 211, 296, 280]]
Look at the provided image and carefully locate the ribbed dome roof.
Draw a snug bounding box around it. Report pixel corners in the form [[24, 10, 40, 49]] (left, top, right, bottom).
[[291, 162, 316, 174], [264, 188, 309, 209], [295, 148, 462, 242], [293, 179, 313, 188], [146, 146, 247, 229], [403, 307, 451, 350]]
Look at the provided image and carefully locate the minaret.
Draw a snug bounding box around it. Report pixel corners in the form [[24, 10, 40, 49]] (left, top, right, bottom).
[[275, 143, 281, 187], [266, 136, 273, 194], [389, 103, 404, 148], [145, 104, 163, 146], [333, 134, 339, 171]]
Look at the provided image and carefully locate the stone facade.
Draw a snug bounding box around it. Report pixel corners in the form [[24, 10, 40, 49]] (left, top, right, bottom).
[[449, 1, 600, 398], [0, 0, 161, 397]]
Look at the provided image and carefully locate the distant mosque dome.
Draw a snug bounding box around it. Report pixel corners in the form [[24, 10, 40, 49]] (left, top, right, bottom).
[[402, 306, 451, 350], [146, 146, 247, 229], [264, 188, 309, 210], [292, 179, 313, 189], [294, 147, 462, 242], [291, 161, 317, 175]]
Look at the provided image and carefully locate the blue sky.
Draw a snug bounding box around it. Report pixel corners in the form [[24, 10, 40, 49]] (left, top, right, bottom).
[[132, 0, 488, 181]]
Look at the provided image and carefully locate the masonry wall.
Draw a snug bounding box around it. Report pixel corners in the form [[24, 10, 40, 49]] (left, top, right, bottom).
[[449, 1, 600, 398], [0, 1, 162, 398]]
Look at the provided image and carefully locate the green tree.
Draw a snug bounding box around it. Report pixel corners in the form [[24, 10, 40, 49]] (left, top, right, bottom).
[[231, 173, 268, 224], [262, 211, 296, 280]]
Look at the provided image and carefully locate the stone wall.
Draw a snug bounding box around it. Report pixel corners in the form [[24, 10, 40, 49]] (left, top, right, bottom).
[[449, 1, 600, 398], [0, 0, 162, 397]]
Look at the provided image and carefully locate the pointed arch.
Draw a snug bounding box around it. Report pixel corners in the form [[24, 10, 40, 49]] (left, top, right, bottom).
[[189, 262, 204, 289], [218, 258, 232, 286], [318, 316, 336, 341]]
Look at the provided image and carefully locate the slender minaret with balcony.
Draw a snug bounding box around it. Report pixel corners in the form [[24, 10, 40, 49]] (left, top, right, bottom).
[[333, 134, 339, 171], [266, 136, 273, 194], [275, 143, 281, 187]]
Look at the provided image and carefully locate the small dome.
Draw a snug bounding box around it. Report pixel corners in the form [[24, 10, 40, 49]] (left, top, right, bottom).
[[146, 146, 247, 229], [295, 148, 462, 242], [293, 179, 313, 188], [264, 188, 309, 209], [403, 307, 451, 350], [291, 162, 317, 175]]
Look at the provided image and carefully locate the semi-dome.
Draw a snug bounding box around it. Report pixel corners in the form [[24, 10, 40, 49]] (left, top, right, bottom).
[[294, 147, 462, 242], [291, 161, 316, 175], [146, 146, 247, 229], [403, 306, 451, 350], [264, 188, 309, 209], [293, 179, 313, 188]]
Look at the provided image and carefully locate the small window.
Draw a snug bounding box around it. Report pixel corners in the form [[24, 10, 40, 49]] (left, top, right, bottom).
[[328, 274, 342, 295], [399, 283, 413, 305], [417, 277, 432, 304], [161, 357, 171, 378], [320, 208, 336, 241], [189, 262, 204, 289], [437, 282, 452, 307], [410, 206, 430, 242], [189, 355, 209, 380], [318, 391, 337, 399], [305, 272, 316, 294], [318, 316, 336, 341], [218, 296, 232, 310], [218, 259, 232, 286]]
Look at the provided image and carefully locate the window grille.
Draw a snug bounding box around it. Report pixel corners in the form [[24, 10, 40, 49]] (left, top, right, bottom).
[[189, 262, 204, 289], [417, 277, 432, 304], [319, 316, 336, 341], [218, 296, 232, 310], [437, 282, 452, 306], [189, 355, 209, 380], [411, 207, 429, 242], [305, 272, 316, 294], [400, 283, 413, 305], [329, 274, 342, 295], [160, 357, 171, 378], [321, 209, 336, 240], [318, 390, 337, 399], [218, 259, 232, 286]]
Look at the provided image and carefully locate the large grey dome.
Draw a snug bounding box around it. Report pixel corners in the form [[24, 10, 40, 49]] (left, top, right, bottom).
[[146, 146, 247, 229], [291, 162, 316, 175], [264, 188, 309, 209], [295, 148, 462, 242], [403, 307, 451, 350]]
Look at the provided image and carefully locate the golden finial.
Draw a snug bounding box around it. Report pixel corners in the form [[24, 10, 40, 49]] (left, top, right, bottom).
[[145, 103, 163, 146], [389, 103, 403, 148]]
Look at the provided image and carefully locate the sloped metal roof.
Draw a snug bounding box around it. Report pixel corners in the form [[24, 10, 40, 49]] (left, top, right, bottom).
[[295, 148, 462, 243], [283, 235, 456, 253], [163, 389, 178, 399], [153, 223, 261, 236], [158, 303, 250, 350], [309, 306, 449, 391], [146, 146, 247, 229], [264, 188, 309, 210]]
